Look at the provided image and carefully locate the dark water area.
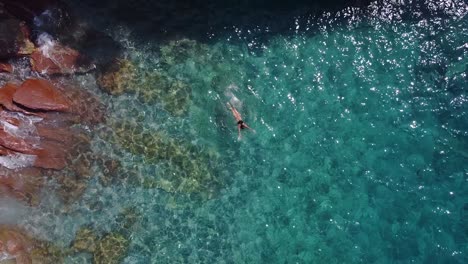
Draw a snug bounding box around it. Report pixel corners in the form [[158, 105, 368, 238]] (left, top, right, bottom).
[[64, 0, 375, 42]]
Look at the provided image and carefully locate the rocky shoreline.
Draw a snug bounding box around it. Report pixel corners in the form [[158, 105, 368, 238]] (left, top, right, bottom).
[[0, 1, 132, 263], [0, 1, 228, 262]]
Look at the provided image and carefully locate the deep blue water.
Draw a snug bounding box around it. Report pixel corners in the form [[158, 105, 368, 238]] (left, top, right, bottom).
[[8, 0, 468, 263]]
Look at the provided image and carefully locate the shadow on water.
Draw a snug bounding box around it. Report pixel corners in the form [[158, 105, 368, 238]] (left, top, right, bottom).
[[63, 0, 373, 43]]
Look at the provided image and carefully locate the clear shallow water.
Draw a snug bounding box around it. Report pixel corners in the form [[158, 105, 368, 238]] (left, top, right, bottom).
[[12, 1, 468, 263]]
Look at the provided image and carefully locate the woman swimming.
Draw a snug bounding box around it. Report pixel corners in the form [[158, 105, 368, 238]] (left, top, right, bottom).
[[227, 102, 254, 140]]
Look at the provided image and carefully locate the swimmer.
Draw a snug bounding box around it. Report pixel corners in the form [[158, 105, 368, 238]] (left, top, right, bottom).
[[227, 102, 254, 140]]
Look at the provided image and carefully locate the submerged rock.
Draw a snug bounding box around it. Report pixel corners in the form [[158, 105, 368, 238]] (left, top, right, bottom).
[[112, 121, 221, 196], [97, 158, 122, 186], [30, 39, 95, 75], [138, 74, 191, 116], [70, 207, 140, 263], [0, 226, 67, 263], [96, 59, 191, 116], [72, 227, 98, 253], [160, 38, 209, 66], [13, 79, 70, 111], [93, 233, 129, 264], [96, 59, 136, 95], [0, 226, 33, 263]]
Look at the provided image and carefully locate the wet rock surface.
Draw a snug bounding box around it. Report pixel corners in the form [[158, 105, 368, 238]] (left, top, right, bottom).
[[13, 79, 70, 111], [0, 83, 33, 113], [0, 62, 13, 72], [30, 37, 96, 75], [0, 167, 43, 205]]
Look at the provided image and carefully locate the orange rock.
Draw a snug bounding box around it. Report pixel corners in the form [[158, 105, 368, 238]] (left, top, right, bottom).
[[0, 62, 13, 73], [13, 79, 70, 111]]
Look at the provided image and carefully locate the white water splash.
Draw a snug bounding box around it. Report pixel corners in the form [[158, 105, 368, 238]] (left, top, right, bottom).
[[0, 153, 36, 169]]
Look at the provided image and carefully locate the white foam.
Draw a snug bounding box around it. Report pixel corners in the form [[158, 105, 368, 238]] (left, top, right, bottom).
[[0, 111, 42, 147], [0, 197, 28, 225], [224, 83, 243, 109], [0, 153, 36, 169], [36, 32, 57, 58]]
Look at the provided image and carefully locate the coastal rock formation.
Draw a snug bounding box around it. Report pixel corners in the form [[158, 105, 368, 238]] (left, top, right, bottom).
[[0, 167, 43, 205], [13, 79, 70, 111], [30, 41, 95, 75], [0, 110, 41, 155], [0, 62, 13, 73], [0, 77, 105, 205], [0, 83, 21, 111]]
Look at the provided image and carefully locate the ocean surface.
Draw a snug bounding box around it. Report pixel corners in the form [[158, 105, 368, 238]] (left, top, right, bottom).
[[7, 0, 468, 263]]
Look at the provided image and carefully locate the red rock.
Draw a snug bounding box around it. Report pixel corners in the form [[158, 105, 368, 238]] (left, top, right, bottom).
[[66, 87, 106, 124], [0, 145, 15, 156], [0, 109, 26, 127], [0, 83, 29, 113], [0, 168, 42, 205], [36, 125, 73, 144], [0, 84, 18, 109], [0, 127, 35, 154], [33, 140, 68, 170], [30, 43, 94, 75], [0, 63, 13, 73], [0, 110, 40, 154], [13, 79, 70, 111], [48, 78, 106, 124]]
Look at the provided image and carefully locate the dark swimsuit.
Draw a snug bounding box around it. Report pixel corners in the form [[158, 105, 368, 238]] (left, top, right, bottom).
[[237, 120, 246, 129]]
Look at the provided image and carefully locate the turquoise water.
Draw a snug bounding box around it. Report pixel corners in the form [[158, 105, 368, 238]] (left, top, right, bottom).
[[13, 1, 468, 263]]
